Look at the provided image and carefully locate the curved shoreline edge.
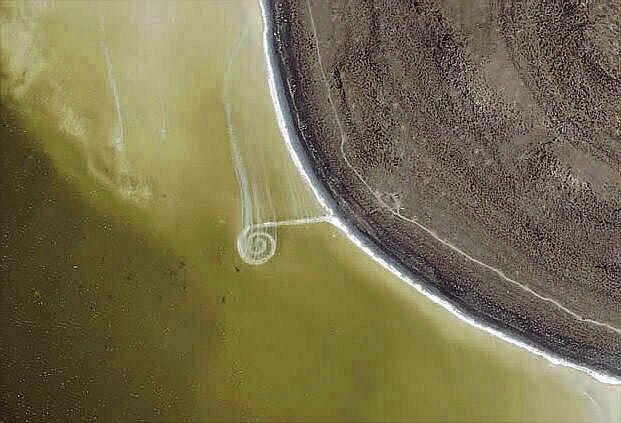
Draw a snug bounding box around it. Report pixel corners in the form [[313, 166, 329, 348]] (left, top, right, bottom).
[[258, 0, 620, 386]]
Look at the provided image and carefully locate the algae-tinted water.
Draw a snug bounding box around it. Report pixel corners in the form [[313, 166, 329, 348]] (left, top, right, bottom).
[[1, 1, 618, 422]]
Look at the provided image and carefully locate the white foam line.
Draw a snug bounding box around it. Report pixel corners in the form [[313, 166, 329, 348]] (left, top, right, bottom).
[[258, 0, 620, 385]]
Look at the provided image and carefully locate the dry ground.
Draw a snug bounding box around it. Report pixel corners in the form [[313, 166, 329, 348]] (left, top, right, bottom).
[[269, 0, 621, 376]]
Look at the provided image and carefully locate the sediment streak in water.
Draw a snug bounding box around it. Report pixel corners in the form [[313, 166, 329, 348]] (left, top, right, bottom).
[[99, 13, 137, 200], [223, 11, 330, 265]]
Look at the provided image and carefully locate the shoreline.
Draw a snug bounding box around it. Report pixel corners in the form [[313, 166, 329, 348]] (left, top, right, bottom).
[[258, 0, 620, 385]]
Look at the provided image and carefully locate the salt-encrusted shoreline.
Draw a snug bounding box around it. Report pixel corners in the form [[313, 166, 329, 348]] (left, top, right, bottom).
[[258, 0, 620, 385]]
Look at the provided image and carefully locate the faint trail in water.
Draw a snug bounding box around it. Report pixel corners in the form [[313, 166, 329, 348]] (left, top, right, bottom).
[[99, 17, 125, 155], [223, 12, 330, 265], [98, 12, 151, 203], [158, 81, 167, 141]]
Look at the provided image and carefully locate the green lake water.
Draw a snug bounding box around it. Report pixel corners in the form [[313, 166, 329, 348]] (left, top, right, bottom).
[[1, 1, 618, 421]]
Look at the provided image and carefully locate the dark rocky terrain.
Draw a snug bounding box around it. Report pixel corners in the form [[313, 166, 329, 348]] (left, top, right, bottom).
[[267, 0, 621, 377]]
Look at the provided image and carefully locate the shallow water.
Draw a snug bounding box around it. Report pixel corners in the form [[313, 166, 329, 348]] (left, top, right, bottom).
[[1, 1, 619, 421]]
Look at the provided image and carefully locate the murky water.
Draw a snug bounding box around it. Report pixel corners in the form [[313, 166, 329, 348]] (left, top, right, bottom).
[[1, 1, 619, 422]]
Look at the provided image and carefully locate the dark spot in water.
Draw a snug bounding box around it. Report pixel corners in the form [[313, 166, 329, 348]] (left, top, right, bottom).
[[178, 260, 186, 269], [234, 265, 240, 272], [220, 296, 226, 304]]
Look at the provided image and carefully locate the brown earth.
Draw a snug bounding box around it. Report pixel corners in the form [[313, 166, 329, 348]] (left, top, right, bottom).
[[267, 0, 621, 377]]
